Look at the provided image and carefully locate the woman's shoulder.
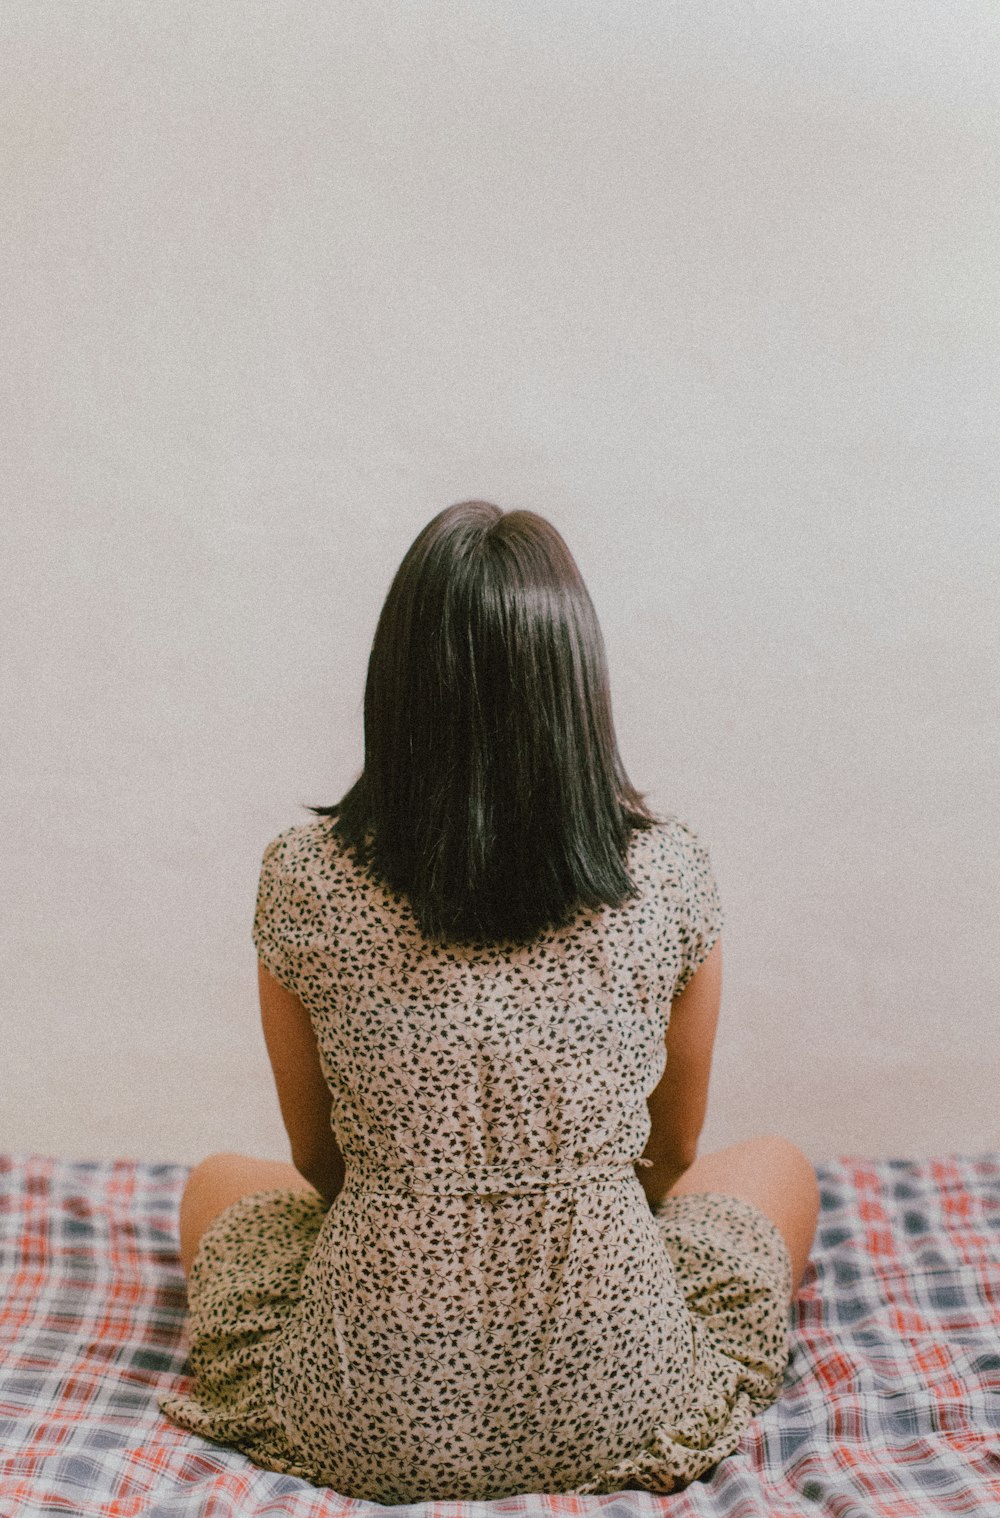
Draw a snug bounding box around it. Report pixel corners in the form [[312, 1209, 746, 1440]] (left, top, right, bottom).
[[627, 812, 716, 884], [258, 814, 358, 890]]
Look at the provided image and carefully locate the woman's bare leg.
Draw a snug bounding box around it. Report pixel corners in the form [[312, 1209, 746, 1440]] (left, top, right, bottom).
[[178, 1151, 320, 1277], [669, 1134, 820, 1293]]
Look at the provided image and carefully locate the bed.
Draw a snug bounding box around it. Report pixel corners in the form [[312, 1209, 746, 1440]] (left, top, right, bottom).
[[1, 1152, 999, 1517]]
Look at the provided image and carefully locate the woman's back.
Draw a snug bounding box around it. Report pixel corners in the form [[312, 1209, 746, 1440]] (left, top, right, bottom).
[[252, 812, 718, 1176], [244, 811, 738, 1500], [161, 502, 808, 1501]]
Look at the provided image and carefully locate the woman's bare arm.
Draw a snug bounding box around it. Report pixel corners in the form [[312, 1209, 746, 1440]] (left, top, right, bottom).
[[637, 936, 723, 1208], [258, 960, 346, 1204]]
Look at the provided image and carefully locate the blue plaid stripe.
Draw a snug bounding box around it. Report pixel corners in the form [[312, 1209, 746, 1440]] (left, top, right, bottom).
[[2, 1152, 1000, 1516]]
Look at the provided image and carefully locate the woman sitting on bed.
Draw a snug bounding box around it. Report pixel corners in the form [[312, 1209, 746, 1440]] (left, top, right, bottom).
[[160, 500, 819, 1501]]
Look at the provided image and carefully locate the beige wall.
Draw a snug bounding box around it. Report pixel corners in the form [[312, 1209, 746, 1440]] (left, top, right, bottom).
[[3, 4, 998, 1165]]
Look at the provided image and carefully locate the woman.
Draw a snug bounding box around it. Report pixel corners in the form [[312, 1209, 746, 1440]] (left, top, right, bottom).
[[160, 501, 819, 1500]]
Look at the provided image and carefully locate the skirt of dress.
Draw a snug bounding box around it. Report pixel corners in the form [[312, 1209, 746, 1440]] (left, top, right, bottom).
[[158, 1187, 792, 1498]]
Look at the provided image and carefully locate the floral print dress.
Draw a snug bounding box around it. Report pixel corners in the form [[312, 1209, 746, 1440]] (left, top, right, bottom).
[[159, 814, 791, 1501]]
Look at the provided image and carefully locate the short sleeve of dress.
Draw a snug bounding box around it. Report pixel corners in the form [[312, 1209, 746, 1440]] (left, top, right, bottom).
[[670, 819, 724, 1000], [252, 833, 306, 997]]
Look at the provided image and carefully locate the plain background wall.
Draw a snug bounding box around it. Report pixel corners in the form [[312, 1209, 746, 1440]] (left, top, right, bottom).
[[3, 2, 997, 1166]]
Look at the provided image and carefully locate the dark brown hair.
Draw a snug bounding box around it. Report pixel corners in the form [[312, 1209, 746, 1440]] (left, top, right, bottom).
[[308, 501, 654, 943]]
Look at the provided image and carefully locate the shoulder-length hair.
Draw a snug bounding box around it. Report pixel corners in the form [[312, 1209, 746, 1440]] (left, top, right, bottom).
[[308, 501, 655, 944]]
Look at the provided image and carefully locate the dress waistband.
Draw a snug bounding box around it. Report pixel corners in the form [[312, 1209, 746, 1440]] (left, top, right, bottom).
[[344, 1155, 653, 1197]]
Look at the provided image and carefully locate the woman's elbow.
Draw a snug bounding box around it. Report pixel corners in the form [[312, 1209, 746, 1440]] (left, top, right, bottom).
[[293, 1146, 345, 1204]]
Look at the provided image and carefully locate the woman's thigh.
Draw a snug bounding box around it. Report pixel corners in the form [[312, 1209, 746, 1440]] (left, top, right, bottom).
[[178, 1151, 318, 1277], [669, 1134, 820, 1292]]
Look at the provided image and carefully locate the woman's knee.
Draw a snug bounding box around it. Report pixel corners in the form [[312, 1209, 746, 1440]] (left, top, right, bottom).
[[743, 1135, 820, 1224], [178, 1153, 262, 1275], [751, 1134, 819, 1195], [672, 1133, 819, 1292], [678, 1133, 815, 1199], [746, 1134, 820, 1285], [187, 1150, 255, 1178], [181, 1151, 246, 1210]]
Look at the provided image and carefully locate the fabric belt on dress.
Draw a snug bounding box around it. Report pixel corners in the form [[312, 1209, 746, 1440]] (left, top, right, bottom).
[[343, 1155, 654, 1196]]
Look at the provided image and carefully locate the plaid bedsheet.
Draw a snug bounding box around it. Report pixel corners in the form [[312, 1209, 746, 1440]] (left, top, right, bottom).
[[1, 1154, 999, 1517]]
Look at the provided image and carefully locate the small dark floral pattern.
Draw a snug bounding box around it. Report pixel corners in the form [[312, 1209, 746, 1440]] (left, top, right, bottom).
[[160, 815, 791, 1501]]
